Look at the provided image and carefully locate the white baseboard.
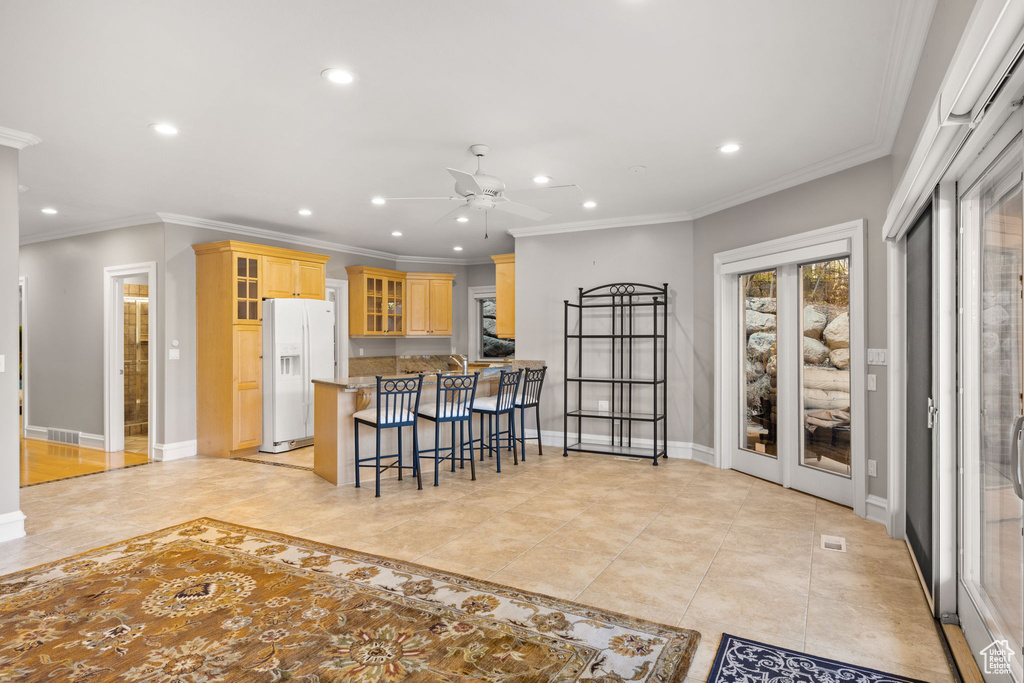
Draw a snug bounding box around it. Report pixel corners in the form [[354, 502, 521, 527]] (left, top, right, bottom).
[[25, 424, 104, 450], [525, 429, 715, 464], [0, 510, 26, 542], [153, 440, 198, 461], [865, 494, 888, 526]]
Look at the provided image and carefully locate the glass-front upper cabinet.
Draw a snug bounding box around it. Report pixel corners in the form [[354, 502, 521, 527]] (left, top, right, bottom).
[[235, 254, 260, 322], [346, 266, 406, 336]]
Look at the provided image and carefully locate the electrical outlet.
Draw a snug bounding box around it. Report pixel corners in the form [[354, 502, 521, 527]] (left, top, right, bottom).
[[868, 459, 877, 477], [168, 349, 180, 360], [0, 354, 5, 372], [598, 400, 609, 412], [867, 374, 876, 391], [359, 348, 364, 356]]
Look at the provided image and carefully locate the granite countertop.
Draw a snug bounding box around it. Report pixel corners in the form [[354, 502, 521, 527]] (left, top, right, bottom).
[[313, 361, 545, 390]]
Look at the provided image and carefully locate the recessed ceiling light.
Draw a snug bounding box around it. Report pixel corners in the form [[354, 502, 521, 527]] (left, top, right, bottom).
[[391, 231, 402, 237], [532, 175, 551, 184], [371, 196, 386, 205], [150, 123, 178, 135], [322, 68, 356, 85], [453, 246, 464, 252], [718, 142, 741, 154], [298, 209, 312, 216], [456, 216, 469, 223], [582, 200, 597, 209], [41, 207, 58, 215]]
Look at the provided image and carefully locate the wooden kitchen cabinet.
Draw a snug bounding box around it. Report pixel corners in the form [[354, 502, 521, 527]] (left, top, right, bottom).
[[406, 272, 454, 336], [262, 254, 326, 299], [194, 240, 329, 457], [346, 266, 407, 336], [492, 253, 515, 338]]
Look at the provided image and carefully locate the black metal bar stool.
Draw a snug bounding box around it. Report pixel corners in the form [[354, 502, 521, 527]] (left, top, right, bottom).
[[417, 372, 479, 485], [471, 368, 521, 473], [515, 366, 547, 460], [353, 375, 424, 497]]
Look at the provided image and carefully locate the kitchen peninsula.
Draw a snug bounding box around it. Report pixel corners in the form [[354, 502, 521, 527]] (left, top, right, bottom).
[[312, 355, 544, 485]]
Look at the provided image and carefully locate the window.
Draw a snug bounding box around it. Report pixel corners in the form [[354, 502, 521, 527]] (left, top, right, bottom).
[[468, 286, 515, 361]]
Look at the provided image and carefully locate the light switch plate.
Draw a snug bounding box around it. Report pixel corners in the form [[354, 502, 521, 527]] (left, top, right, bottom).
[[168, 349, 180, 360], [0, 354, 5, 372], [867, 349, 888, 366], [867, 374, 876, 391]]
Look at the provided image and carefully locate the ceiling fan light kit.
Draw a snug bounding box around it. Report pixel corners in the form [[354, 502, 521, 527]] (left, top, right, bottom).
[[374, 144, 592, 238]]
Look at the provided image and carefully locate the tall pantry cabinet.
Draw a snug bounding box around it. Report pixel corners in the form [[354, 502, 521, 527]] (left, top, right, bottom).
[[194, 241, 329, 457]]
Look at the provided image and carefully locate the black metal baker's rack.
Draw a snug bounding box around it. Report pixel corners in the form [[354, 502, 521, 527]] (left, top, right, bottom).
[[563, 282, 668, 465]]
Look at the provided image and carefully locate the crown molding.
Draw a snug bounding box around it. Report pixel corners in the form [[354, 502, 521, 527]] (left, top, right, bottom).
[[0, 126, 41, 150], [875, 0, 938, 151], [20, 210, 498, 266], [507, 211, 693, 239], [687, 139, 890, 219], [19, 213, 163, 245], [155, 213, 400, 262]]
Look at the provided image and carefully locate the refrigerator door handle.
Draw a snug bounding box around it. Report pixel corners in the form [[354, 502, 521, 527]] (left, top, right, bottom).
[[302, 304, 311, 429]]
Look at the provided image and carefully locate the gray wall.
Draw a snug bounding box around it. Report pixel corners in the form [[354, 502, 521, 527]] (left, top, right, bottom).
[[19, 223, 164, 436], [0, 146, 20, 521], [692, 156, 893, 497], [515, 222, 695, 448], [467, 262, 496, 287]]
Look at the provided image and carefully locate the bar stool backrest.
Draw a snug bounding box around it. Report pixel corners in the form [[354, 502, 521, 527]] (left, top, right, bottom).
[[375, 375, 423, 426], [494, 369, 522, 413], [519, 366, 547, 407], [434, 373, 478, 421]]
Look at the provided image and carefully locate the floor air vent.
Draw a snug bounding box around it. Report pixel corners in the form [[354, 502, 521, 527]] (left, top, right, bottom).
[[614, 456, 643, 462], [820, 535, 847, 552], [47, 429, 80, 445]]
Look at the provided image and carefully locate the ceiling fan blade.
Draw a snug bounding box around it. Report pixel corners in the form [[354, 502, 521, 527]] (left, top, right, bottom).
[[504, 184, 584, 199], [447, 167, 483, 195], [435, 203, 471, 224], [493, 200, 552, 221], [380, 196, 463, 202]]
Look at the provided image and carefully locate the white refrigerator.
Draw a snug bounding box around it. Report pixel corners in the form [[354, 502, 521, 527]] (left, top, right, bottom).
[[261, 298, 336, 453]]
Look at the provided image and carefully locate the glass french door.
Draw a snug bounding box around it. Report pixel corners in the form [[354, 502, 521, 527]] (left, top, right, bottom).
[[958, 140, 1024, 681], [732, 255, 856, 507]]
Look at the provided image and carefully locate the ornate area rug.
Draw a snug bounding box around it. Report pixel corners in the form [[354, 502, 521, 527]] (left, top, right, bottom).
[[0, 518, 699, 681], [708, 634, 926, 683]]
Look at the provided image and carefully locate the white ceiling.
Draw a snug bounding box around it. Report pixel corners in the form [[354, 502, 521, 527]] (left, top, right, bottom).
[[0, 0, 933, 261]]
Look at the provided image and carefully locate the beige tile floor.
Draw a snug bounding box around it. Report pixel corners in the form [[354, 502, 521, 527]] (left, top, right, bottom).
[[4, 447, 952, 683]]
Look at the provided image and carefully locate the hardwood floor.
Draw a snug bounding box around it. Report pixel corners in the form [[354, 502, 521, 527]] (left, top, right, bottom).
[[20, 437, 150, 486]]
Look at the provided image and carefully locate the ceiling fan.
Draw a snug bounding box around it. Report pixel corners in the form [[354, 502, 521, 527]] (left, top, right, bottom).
[[379, 144, 581, 237]]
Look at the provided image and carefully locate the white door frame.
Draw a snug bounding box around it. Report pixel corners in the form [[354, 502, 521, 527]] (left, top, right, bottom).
[[103, 262, 158, 454], [468, 285, 497, 362], [18, 276, 28, 439], [714, 220, 867, 516], [325, 278, 349, 377]]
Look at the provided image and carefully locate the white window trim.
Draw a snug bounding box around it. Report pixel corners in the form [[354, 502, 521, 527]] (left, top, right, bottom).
[[468, 285, 497, 362], [714, 219, 867, 518]]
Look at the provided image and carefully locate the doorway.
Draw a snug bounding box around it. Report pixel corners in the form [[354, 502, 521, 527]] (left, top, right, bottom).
[[103, 263, 157, 457], [715, 221, 866, 511], [957, 136, 1024, 680]]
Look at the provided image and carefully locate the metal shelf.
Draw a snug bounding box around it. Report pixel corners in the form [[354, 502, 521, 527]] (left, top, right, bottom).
[[567, 377, 664, 384], [566, 442, 666, 459], [565, 334, 666, 339], [563, 282, 669, 467], [567, 410, 665, 422]]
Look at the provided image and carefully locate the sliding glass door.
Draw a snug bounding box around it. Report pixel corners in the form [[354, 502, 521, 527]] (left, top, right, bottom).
[[723, 226, 862, 508], [959, 142, 1024, 680]]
